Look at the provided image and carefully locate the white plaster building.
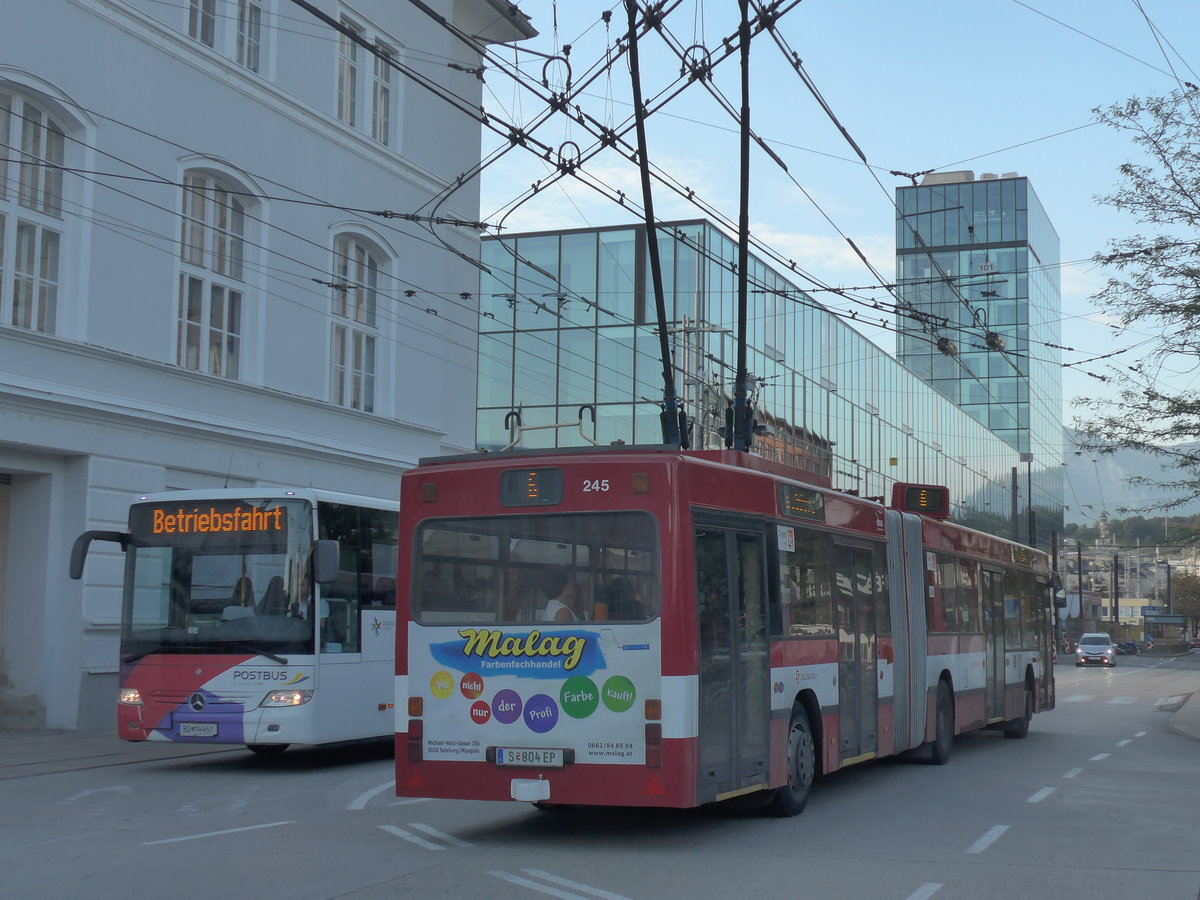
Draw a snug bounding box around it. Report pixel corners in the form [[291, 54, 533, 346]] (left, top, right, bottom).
[[0, 0, 533, 729]]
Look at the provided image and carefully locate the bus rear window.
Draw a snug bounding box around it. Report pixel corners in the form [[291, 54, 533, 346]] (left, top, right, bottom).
[[413, 512, 659, 625]]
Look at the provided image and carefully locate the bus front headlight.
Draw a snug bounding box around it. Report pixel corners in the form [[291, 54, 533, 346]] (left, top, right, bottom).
[[119, 688, 143, 705], [261, 690, 313, 707]]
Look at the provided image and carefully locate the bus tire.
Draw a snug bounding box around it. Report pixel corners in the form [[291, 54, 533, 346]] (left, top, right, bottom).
[[928, 681, 954, 765], [246, 743, 289, 755], [769, 706, 816, 817], [1003, 682, 1034, 740]]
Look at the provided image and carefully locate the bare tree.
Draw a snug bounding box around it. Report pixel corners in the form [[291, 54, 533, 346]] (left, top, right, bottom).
[[1075, 88, 1200, 511]]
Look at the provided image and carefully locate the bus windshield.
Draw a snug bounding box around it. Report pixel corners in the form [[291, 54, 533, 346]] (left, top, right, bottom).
[[414, 512, 660, 625], [122, 499, 316, 657]]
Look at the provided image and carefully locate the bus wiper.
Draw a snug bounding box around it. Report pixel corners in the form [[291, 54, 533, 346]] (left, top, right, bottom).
[[227, 642, 289, 665]]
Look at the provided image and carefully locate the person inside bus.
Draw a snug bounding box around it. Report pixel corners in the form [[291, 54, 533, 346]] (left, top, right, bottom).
[[605, 577, 644, 620], [538, 567, 580, 623]]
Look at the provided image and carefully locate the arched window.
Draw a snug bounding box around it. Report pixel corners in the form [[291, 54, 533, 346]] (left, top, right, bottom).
[[0, 90, 64, 333], [330, 234, 381, 413], [177, 170, 247, 378]]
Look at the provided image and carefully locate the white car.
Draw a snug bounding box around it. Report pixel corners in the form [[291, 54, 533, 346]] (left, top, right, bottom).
[[1075, 633, 1116, 667]]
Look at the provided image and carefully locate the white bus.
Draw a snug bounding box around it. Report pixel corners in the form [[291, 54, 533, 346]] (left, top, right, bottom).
[[71, 488, 398, 753]]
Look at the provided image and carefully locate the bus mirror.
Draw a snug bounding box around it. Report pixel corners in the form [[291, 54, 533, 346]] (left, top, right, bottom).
[[1054, 591, 1068, 608], [313, 539, 340, 584], [69, 531, 129, 580]]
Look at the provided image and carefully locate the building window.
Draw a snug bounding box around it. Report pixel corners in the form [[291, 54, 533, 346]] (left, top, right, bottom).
[[0, 92, 64, 334], [330, 235, 380, 412], [188, 0, 217, 47], [372, 43, 393, 146], [337, 19, 360, 127], [236, 0, 264, 73], [177, 172, 245, 378], [336, 14, 399, 146]]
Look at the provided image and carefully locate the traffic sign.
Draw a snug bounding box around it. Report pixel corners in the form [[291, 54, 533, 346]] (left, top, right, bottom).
[[1141, 605, 1160, 615]]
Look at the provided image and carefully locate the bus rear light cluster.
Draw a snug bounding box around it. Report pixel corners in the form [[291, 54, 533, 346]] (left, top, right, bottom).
[[407, 718, 423, 761], [644, 699, 661, 720], [645, 722, 662, 768], [408, 696, 423, 716]]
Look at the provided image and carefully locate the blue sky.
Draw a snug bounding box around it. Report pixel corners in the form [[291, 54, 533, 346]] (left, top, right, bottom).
[[480, 0, 1197, 428]]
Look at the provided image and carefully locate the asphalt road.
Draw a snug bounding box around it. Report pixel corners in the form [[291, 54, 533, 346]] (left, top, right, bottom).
[[2, 655, 1199, 900]]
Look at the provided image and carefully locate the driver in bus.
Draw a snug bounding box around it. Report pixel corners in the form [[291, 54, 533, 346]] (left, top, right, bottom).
[[537, 567, 581, 623]]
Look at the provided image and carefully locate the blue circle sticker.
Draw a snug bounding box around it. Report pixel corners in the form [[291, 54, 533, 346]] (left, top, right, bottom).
[[523, 693, 559, 733]]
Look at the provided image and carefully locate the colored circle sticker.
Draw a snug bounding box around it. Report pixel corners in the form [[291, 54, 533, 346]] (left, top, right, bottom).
[[559, 676, 599, 719], [429, 670, 454, 699], [469, 700, 492, 725], [460, 672, 484, 699], [523, 694, 559, 733], [602, 675, 636, 713], [492, 689, 523, 725]]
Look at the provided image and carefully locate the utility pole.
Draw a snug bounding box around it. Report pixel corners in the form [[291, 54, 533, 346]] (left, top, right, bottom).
[[728, 0, 754, 451], [1112, 553, 1120, 625]]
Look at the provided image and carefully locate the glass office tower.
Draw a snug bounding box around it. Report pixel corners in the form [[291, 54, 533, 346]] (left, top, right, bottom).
[[479, 220, 1039, 542], [895, 171, 1063, 546]]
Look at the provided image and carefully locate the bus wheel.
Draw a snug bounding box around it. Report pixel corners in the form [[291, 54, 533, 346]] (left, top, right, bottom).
[[928, 682, 954, 765], [769, 706, 815, 817], [246, 743, 289, 755], [1003, 683, 1034, 740]]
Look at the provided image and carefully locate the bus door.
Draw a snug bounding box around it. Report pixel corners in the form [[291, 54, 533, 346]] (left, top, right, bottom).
[[982, 568, 1006, 720], [694, 521, 771, 803], [833, 543, 879, 762]]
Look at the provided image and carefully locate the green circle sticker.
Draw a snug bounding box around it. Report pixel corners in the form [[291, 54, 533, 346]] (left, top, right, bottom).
[[559, 676, 599, 719], [601, 675, 636, 713]]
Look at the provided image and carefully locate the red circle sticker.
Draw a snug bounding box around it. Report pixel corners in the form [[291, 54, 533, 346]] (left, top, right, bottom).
[[460, 672, 484, 699], [469, 700, 492, 724]]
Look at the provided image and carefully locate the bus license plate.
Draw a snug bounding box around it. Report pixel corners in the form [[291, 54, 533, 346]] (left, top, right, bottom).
[[496, 747, 563, 768], [178, 722, 217, 737]]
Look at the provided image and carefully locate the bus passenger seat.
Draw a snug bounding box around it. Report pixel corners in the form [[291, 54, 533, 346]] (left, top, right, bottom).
[[258, 576, 288, 616]]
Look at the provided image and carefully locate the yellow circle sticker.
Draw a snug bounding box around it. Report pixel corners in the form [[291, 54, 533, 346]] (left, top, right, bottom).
[[429, 670, 455, 699]]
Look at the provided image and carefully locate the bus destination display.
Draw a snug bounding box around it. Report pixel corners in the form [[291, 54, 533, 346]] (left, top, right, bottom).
[[780, 484, 825, 522], [129, 501, 289, 551]]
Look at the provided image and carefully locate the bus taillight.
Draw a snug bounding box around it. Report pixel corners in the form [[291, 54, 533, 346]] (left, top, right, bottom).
[[407, 719, 423, 761], [645, 722, 662, 768]]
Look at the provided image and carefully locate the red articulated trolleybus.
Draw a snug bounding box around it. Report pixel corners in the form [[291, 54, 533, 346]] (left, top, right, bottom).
[[395, 446, 1055, 815]]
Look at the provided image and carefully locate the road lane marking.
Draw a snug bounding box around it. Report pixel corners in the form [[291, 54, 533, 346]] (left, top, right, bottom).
[[1135, 731, 1147, 737], [143, 821, 293, 845], [489, 869, 631, 900], [379, 825, 445, 851], [966, 825, 1009, 854], [1027, 788, 1055, 803], [1064, 768, 1082, 778], [1117, 739, 1132, 746], [59, 786, 132, 805], [1090, 753, 1110, 761], [522, 868, 633, 900], [410, 823, 473, 847], [389, 797, 432, 806], [1107, 697, 1137, 704], [1062, 694, 1094, 702], [906, 884, 943, 900], [1155, 696, 1187, 707], [349, 780, 395, 810]]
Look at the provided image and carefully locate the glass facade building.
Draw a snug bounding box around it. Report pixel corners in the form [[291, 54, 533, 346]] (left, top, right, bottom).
[[479, 221, 1042, 542], [895, 172, 1063, 546]]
